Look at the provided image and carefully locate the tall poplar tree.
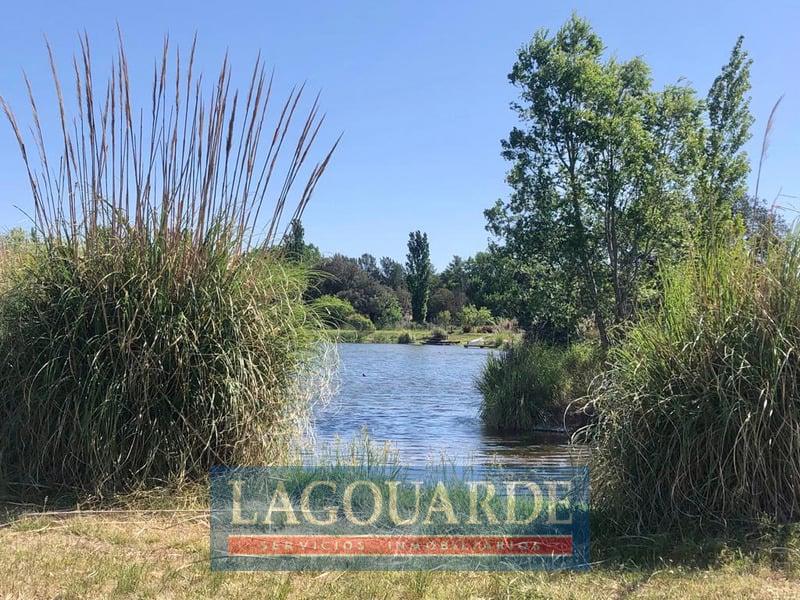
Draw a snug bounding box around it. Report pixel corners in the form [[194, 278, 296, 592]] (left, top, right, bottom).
[[406, 231, 432, 323], [700, 36, 754, 238]]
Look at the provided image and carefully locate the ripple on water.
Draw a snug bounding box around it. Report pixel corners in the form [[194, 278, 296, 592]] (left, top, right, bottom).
[[307, 343, 588, 468]]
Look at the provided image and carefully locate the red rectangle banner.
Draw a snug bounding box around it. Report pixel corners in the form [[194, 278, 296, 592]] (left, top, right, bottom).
[[228, 535, 573, 557]]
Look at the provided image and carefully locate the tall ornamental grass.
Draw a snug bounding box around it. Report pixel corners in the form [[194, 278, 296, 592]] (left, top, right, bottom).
[[479, 341, 599, 432], [0, 36, 337, 495], [588, 235, 800, 530]]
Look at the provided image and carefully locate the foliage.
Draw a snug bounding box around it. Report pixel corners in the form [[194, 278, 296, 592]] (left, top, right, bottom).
[[434, 309, 452, 327], [429, 327, 448, 342], [378, 257, 407, 291], [313, 254, 402, 327], [734, 195, 788, 239], [282, 219, 322, 264], [405, 231, 432, 323], [0, 37, 335, 494], [587, 235, 800, 530], [460, 304, 494, 332], [464, 249, 555, 331], [479, 341, 600, 432], [699, 36, 753, 238], [357, 253, 381, 280], [310, 295, 357, 327], [370, 291, 403, 328], [0, 228, 36, 294], [347, 313, 376, 333], [487, 15, 705, 346], [397, 331, 414, 344], [426, 287, 462, 322]]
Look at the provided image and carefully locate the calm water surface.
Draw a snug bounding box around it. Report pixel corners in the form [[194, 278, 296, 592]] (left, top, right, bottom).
[[308, 343, 587, 467]]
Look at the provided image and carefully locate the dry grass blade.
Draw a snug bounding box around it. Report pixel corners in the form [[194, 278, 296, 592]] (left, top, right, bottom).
[[0, 34, 338, 497], [754, 95, 783, 205], [1, 32, 337, 257]]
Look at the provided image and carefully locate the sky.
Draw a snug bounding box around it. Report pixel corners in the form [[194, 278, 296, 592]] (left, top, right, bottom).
[[0, 1, 798, 269]]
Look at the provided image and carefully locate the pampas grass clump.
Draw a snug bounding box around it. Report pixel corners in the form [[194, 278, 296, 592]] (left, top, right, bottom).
[[0, 35, 337, 494], [589, 235, 800, 530]]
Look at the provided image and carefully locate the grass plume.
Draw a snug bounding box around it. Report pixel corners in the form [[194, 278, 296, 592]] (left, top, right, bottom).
[[0, 34, 338, 496]]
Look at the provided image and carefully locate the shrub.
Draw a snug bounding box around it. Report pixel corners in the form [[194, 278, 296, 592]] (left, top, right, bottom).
[[397, 331, 414, 344], [494, 318, 519, 332], [434, 309, 452, 327], [479, 341, 599, 432], [347, 313, 376, 333], [311, 295, 357, 327], [461, 304, 493, 332], [430, 327, 449, 342], [589, 237, 800, 530], [372, 292, 403, 328], [314, 257, 402, 328], [0, 38, 335, 495]]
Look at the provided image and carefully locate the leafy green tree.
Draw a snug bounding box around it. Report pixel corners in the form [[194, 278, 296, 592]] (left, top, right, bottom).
[[357, 253, 381, 280], [734, 195, 787, 239], [370, 291, 403, 328], [439, 256, 468, 294], [313, 254, 402, 327], [405, 231, 432, 323], [463, 249, 574, 338], [310, 295, 357, 327], [282, 219, 321, 263], [379, 257, 406, 290], [700, 36, 754, 237], [488, 15, 701, 346], [435, 310, 452, 327], [427, 286, 465, 322], [460, 305, 494, 332]]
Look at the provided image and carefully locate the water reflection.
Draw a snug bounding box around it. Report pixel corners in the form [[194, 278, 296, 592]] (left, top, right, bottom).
[[308, 343, 588, 467]]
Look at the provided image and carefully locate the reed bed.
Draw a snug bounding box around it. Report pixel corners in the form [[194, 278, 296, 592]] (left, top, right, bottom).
[[478, 341, 599, 432], [0, 35, 337, 496], [587, 234, 800, 531]]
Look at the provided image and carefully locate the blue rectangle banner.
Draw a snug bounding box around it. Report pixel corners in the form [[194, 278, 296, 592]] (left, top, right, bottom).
[[210, 465, 589, 571]]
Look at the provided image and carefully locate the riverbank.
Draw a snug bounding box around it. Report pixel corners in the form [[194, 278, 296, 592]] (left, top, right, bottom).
[[331, 328, 521, 347], [3, 508, 798, 598]]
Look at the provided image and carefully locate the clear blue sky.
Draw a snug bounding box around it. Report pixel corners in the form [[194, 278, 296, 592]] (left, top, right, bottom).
[[0, 1, 798, 269]]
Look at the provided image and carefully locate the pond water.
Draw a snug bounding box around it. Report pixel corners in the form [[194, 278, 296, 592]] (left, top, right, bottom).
[[308, 343, 587, 468]]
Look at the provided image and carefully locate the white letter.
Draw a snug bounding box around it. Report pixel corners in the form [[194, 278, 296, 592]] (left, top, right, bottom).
[[300, 480, 338, 526], [229, 480, 258, 525], [387, 481, 422, 525], [423, 482, 459, 525], [505, 481, 544, 524], [467, 481, 498, 524], [546, 481, 573, 525], [343, 481, 384, 526], [263, 480, 299, 525]]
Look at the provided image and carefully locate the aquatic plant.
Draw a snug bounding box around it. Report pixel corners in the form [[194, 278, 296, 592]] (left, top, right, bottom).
[[478, 341, 599, 432], [397, 331, 414, 344]]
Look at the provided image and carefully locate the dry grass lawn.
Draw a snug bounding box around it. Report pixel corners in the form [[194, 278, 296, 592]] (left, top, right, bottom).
[[1, 510, 799, 599]]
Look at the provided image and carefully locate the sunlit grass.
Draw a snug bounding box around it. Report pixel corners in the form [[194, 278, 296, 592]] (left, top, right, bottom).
[[0, 35, 337, 497], [588, 234, 800, 531]]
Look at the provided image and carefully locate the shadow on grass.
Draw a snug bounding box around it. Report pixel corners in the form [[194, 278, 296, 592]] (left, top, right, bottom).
[[590, 509, 800, 575]]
